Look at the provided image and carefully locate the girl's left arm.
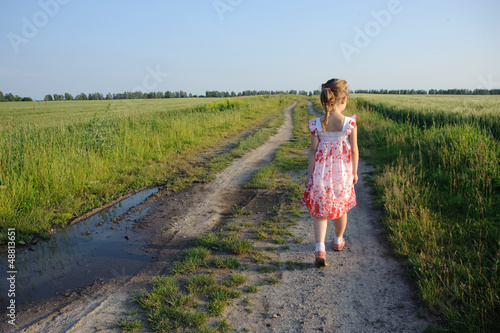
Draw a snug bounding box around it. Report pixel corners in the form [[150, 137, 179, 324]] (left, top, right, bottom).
[[349, 127, 359, 185]]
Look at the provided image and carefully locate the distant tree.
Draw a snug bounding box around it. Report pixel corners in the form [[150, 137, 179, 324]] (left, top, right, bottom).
[[106, 93, 112, 100], [6, 93, 15, 101], [22, 97, 33, 101], [473, 89, 489, 95], [231, 91, 236, 97], [75, 93, 87, 100], [65, 92, 73, 100], [44, 94, 53, 101], [53, 94, 64, 101], [15, 95, 22, 101], [88, 92, 104, 100], [288, 90, 297, 95], [0, 91, 4, 101], [164, 91, 174, 98]]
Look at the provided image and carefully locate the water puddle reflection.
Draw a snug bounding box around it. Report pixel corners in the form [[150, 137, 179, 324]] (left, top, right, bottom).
[[0, 187, 160, 307]]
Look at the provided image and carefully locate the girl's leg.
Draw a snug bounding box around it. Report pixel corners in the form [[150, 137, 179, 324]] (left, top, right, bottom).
[[314, 217, 328, 266], [334, 213, 347, 239], [314, 218, 328, 244]]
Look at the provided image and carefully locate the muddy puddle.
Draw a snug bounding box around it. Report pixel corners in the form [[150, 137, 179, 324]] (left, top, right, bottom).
[[0, 187, 160, 307]]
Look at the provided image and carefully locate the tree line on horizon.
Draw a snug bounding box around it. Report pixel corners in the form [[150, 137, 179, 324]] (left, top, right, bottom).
[[1, 88, 499, 103], [354, 88, 500, 95], [0, 91, 33, 102]]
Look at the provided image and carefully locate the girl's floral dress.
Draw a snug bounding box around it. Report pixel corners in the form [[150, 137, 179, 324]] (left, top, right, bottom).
[[301, 115, 357, 219]]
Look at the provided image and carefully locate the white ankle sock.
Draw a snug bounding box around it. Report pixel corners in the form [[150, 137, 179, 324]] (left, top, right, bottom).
[[333, 236, 343, 245], [315, 242, 325, 252]]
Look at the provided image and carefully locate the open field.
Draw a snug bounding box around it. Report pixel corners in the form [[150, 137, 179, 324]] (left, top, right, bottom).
[[329, 94, 499, 332], [353, 93, 500, 138], [0, 98, 225, 129], [0, 96, 293, 242]]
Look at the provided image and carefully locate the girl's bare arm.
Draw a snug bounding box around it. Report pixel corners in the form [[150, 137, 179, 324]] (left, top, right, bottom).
[[349, 127, 359, 184], [305, 133, 319, 185]]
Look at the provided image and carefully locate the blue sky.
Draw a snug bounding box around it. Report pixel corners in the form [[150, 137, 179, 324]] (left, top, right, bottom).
[[1, 0, 499, 100]]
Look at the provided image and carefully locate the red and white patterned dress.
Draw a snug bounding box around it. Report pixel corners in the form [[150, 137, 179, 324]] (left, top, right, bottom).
[[301, 115, 357, 219]]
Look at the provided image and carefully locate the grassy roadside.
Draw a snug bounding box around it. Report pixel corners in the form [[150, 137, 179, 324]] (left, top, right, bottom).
[[316, 96, 498, 332], [120, 99, 311, 332], [0, 95, 293, 243]]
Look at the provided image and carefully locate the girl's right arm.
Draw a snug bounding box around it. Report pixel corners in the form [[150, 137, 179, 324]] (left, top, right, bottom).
[[305, 133, 319, 186]]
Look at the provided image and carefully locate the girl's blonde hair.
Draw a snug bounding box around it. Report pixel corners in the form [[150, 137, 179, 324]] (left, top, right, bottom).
[[320, 78, 349, 131]]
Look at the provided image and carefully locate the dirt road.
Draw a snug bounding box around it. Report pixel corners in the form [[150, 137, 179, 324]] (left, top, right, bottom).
[[6, 101, 433, 332], [223, 103, 434, 332]]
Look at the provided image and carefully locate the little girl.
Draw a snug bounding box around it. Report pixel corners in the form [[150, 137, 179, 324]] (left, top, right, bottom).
[[301, 78, 358, 267]]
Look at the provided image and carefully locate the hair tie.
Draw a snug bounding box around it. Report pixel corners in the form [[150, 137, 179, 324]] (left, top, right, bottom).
[[325, 87, 330, 91]]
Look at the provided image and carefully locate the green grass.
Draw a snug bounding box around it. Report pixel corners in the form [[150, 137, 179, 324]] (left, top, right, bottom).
[[285, 260, 310, 270], [213, 256, 241, 269], [312, 95, 500, 332], [223, 273, 248, 287], [256, 265, 279, 274], [186, 274, 218, 294], [260, 277, 281, 285], [0, 95, 294, 243], [115, 318, 143, 332], [232, 205, 253, 217], [171, 247, 211, 276], [243, 285, 258, 293], [221, 234, 254, 254]]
